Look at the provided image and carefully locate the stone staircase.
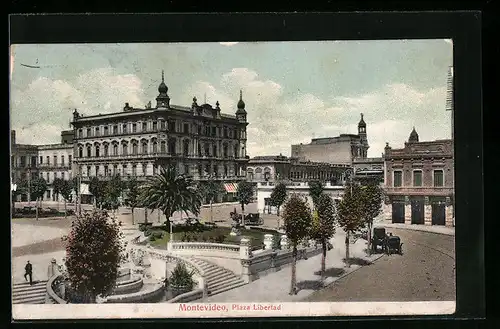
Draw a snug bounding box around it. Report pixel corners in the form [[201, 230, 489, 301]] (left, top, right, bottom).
[[12, 280, 48, 304], [187, 257, 246, 297]]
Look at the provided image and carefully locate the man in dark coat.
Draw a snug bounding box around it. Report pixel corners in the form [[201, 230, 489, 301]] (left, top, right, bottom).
[[24, 261, 33, 285]]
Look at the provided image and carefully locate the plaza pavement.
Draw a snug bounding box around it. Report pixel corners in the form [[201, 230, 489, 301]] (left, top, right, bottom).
[[375, 222, 455, 236], [11, 223, 68, 248], [12, 250, 66, 284], [204, 228, 381, 303]]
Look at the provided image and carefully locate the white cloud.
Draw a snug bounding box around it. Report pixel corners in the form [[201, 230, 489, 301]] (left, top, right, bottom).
[[184, 68, 451, 158], [11, 65, 451, 159], [11, 68, 147, 144], [219, 42, 239, 46]]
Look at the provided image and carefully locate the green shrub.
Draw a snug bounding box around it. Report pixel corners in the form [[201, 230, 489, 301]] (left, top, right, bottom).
[[152, 231, 164, 239], [167, 262, 195, 290], [149, 235, 156, 242]]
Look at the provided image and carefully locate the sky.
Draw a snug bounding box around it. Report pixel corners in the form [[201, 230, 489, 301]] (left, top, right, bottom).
[[10, 40, 453, 158]]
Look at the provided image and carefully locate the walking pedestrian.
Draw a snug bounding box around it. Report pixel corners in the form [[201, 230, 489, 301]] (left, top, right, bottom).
[[24, 261, 33, 285]]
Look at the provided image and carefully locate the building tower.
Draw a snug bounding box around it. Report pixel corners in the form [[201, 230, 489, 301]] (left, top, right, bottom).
[[446, 66, 454, 140], [408, 126, 419, 143], [156, 70, 170, 109], [235, 90, 248, 161], [358, 113, 369, 158]]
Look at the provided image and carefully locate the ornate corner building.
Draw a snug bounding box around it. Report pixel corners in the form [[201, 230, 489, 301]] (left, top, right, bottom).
[[70, 71, 249, 201], [382, 128, 454, 226]]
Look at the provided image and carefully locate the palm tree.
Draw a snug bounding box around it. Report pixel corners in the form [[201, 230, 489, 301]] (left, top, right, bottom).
[[140, 165, 202, 237], [199, 177, 224, 223]]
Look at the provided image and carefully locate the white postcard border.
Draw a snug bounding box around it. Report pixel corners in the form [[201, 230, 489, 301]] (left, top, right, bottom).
[[13, 301, 456, 320]]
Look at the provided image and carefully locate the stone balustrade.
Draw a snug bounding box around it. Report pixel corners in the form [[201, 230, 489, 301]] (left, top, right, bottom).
[[168, 242, 240, 253]]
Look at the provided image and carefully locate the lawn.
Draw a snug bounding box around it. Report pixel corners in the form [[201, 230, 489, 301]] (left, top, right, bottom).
[[147, 226, 280, 249]]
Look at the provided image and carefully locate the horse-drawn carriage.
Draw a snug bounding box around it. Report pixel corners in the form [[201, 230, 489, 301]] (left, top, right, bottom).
[[371, 227, 403, 255]]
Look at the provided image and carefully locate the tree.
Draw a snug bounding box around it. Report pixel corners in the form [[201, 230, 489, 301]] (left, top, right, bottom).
[[282, 194, 313, 295], [199, 177, 224, 223], [72, 177, 80, 214], [124, 178, 141, 225], [359, 181, 384, 255], [140, 165, 202, 231], [63, 210, 125, 303], [102, 174, 124, 219], [31, 177, 48, 221], [309, 194, 336, 278], [89, 177, 106, 209], [337, 182, 365, 266], [235, 181, 254, 223], [269, 182, 287, 228], [60, 180, 74, 218], [308, 180, 324, 210], [52, 178, 64, 210]]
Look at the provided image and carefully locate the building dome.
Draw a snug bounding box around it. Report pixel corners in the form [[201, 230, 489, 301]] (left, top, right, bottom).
[[408, 126, 419, 143], [237, 90, 245, 109], [358, 113, 366, 127], [158, 70, 168, 94]]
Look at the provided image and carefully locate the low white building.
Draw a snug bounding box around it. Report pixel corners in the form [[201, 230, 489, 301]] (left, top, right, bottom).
[[256, 181, 345, 214]]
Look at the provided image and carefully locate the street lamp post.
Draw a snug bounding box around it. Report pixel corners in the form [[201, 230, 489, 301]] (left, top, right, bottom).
[[27, 167, 32, 208], [344, 168, 354, 265]]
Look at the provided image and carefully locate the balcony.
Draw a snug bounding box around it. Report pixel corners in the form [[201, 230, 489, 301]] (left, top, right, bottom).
[[38, 164, 71, 170], [384, 186, 454, 196]]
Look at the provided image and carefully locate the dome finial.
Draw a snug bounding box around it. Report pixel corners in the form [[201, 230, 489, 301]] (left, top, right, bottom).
[[237, 89, 246, 110], [240, 89, 243, 100], [161, 70, 164, 83]]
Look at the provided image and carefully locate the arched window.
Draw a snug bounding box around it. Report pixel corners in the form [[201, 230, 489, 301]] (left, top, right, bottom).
[[183, 140, 189, 156], [86, 145, 91, 157], [212, 145, 217, 157], [233, 145, 238, 158], [113, 143, 118, 156], [161, 140, 167, 153], [255, 167, 263, 180], [103, 144, 109, 156], [153, 141, 158, 153], [204, 143, 209, 156], [168, 138, 176, 154], [197, 143, 202, 156], [95, 145, 100, 157], [78, 146, 83, 158], [247, 168, 254, 180], [141, 141, 148, 154], [132, 142, 138, 155], [122, 143, 128, 155], [223, 144, 228, 157]]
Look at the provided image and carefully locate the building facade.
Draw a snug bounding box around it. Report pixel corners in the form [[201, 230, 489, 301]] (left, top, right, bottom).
[[290, 114, 369, 165], [70, 71, 249, 199], [11, 130, 39, 202], [11, 130, 74, 202], [382, 128, 454, 226], [37, 142, 74, 201], [352, 157, 384, 183], [247, 154, 349, 185], [256, 181, 345, 214]]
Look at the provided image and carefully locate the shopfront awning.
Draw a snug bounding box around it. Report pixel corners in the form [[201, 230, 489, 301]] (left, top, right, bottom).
[[223, 183, 238, 193]]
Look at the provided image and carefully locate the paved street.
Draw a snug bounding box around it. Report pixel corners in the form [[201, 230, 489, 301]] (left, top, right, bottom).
[[305, 228, 455, 302]]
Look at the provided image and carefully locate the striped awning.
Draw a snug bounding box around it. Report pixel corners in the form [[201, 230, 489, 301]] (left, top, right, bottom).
[[223, 183, 238, 193]]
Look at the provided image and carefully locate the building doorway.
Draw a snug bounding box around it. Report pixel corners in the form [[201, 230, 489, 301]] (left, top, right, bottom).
[[391, 202, 405, 223], [411, 196, 425, 225], [431, 197, 446, 226]]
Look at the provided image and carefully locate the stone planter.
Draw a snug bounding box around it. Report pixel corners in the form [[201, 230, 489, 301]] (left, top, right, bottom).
[[169, 285, 192, 298]]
